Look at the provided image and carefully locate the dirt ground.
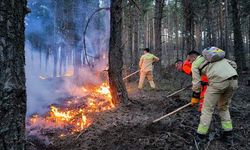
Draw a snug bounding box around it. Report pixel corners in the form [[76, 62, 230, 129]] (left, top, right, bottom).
[[28, 70, 250, 150]]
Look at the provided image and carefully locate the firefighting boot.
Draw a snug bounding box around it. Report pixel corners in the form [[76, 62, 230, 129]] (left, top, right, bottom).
[[194, 133, 207, 150], [149, 81, 156, 89], [220, 131, 234, 146]]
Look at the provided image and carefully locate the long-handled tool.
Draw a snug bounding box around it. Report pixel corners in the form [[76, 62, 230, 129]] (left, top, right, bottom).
[[153, 102, 192, 123], [164, 84, 192, 98], [122, 63, 153, 80], [123, 70, 140, 80]]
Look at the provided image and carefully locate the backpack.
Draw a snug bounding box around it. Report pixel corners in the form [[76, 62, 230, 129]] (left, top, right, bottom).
[[202, 47, 225, 62], [199, 47, 226, 74]]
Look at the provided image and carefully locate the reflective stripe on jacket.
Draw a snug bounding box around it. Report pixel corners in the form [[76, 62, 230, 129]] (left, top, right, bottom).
[[191, 56, 238, 92]]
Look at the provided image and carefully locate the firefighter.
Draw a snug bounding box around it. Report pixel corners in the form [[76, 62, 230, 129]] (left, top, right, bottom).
[[188, 50, 238, 147], [138, 48, 159, 89], [175, 58, 192, 75], [175, 55, 208, 112]]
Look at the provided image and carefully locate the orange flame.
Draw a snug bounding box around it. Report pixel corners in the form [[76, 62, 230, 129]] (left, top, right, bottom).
[[29, 82, 113, 135], [96, 83, 114, 108], [51, 106, 72, 121]]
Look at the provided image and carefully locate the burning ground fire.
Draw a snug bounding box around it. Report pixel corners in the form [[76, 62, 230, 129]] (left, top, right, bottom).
[[27, 83, 114, 136]]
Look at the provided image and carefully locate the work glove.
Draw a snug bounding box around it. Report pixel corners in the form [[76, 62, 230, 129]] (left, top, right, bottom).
[[191, 91, 200, 105]]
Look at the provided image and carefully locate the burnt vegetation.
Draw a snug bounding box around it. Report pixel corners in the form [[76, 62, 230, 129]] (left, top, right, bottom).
[[27, 72, 250, 150], [0, 0, 250, 150]]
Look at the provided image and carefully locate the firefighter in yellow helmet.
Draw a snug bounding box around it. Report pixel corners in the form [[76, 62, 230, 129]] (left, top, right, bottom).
[[138, 48, 159, 89], [188, 49, 238, 148]]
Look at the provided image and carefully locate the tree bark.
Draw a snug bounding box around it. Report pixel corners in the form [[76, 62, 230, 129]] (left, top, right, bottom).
[[59, 43, 67, 76], [133, 0, 139, 69], [53, 47, 58, 77], [0, 0, 28, 149], [231, 0, 247, 71], [72, 1, 83, 77], [109, 0, 129, 105], [195, 22, 202, 52], [146, 12, 150, 47], [150, 20, 154, 49], [219, 0, 224, 49], [183, 0, 194, 51], [222, 0, 229, 57], [154, 0, 164, 76], [181, 23, 185, 59], [174, 0, 179, 58], [205, 0, 212, 47], [128, 4, 133, 67], [248, 15, 250, 57]]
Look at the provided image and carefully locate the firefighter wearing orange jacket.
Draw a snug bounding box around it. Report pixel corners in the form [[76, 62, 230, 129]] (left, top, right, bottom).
[[175, 58, 208, 112]]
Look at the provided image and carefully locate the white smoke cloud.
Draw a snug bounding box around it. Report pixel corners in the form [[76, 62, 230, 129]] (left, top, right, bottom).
[[25, 0, 111, 116]]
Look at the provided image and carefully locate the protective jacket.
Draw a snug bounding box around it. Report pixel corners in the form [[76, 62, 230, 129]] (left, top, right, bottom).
[[139, 53, 159, 72], [192, 55, 238, 135], [191, 56, 238, 93], [182, 60, 208, 84], [182, 60, 192, 75], [183, 59, 208, 112]]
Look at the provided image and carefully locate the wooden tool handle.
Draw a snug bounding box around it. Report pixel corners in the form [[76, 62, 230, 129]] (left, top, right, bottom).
[[153, 102, 192, 123]]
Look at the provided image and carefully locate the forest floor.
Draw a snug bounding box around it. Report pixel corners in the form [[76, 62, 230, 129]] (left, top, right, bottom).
[[28, 68, 250, 150]]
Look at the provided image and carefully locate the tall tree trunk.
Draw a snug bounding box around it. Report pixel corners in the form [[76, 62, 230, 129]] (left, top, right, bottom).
[[183, 0, 194, 51], [224, 0, 229, 57], [154, 0, 164, 76], [205, 0, 212, 47], [128, 4, 133, 67], [138, 1, 144, 49], [220, 0, 224, 51], [133, 1, 139, 69], [181, 22, 185, 59], [72, 1, 82, 77], [53, 0, 57, 70], [210, 3, 216, 46], [149, 21, 154, 49], [122, 0, 128, 66], [39, 45, 42, 69], [248, 15, 250, 57], [174, 0, 179, 58], [219, 0, 224, 49], [145, 12, 149, 47], [59, 44, 67, 76], [231, 0, 247, 71], [195, 22, 202, 52], [0, 0, 28, 149], [109, 0, 129, 105], [53, 47, 58, 77], [45, 46, 50, 70]]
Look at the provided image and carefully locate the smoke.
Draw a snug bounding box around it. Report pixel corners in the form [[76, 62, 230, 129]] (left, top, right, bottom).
[[25, 42, 62, 115], [25, 0, 111, 116]]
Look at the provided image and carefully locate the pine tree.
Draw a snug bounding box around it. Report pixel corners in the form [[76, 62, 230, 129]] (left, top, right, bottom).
[[0, 0, 28, 149]]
